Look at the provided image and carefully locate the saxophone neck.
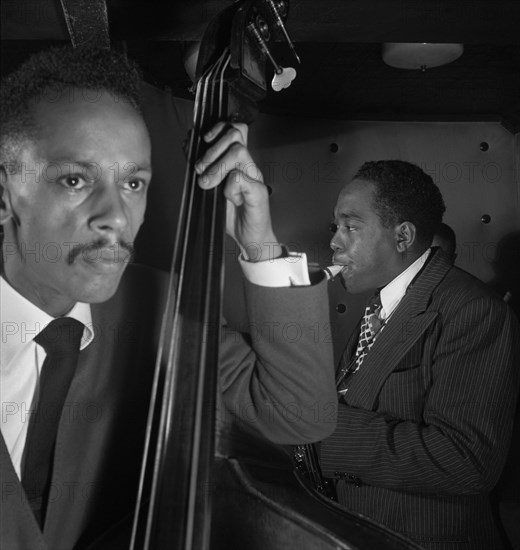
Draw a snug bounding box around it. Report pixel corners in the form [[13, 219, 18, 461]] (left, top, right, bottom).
[[323, 265, 342, 281]]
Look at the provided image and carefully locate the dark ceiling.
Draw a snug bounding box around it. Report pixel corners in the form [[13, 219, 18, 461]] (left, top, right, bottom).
[[1, 0, 520, 131]]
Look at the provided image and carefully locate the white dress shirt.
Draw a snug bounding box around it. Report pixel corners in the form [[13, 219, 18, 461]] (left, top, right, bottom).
[[379, 248, 432, 322], [239, 251, 311, 286], [0, 276, 94, 478]]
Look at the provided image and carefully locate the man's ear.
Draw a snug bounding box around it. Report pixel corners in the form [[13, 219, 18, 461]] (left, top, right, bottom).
[[0, 165, 14, 225], [394, 221, 416, 253]]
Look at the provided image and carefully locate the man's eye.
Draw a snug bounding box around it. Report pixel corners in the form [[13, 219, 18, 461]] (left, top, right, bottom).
[[61, 175, 85, 189], [125, 179, 145, 191], [330, 222, 356, 233]]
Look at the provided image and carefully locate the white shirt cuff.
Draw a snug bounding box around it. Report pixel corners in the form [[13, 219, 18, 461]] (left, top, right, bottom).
[[239, 252, 311, 287]]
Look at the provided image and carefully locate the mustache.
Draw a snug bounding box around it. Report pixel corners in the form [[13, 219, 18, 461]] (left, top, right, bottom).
[[67, 239, 135, 265]]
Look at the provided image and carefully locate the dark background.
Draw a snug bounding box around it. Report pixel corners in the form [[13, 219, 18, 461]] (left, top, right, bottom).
[[2, 0, 520, 132]]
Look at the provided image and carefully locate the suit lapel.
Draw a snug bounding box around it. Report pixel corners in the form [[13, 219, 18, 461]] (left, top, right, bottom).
[[336, 321, 361, 384], [342, 250, 452, 410], [0, 433, 48, 549]]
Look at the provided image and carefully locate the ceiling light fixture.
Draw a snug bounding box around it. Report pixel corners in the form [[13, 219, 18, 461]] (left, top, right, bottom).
[[382, 43, 464, 71]]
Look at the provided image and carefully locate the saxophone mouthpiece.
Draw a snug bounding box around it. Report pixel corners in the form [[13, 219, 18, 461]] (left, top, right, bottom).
[[323, 265, 343, 281]]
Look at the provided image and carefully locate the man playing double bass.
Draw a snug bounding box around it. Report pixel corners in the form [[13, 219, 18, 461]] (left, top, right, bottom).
[[0, 46, 336, 549]]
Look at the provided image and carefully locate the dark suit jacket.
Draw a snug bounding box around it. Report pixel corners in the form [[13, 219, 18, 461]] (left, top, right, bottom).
[[320, 249, 520, 550], [1, 263, 336, 550]]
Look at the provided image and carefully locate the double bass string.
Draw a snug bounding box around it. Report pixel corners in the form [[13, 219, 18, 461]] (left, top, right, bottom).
[[130, 60, 217, 550], [185, 50, 231, 547], [131, 48, 234, 549]]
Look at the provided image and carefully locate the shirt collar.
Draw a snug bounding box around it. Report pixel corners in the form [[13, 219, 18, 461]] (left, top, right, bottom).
[[1, 275, 94, 367], [379, 248, 431, 320]]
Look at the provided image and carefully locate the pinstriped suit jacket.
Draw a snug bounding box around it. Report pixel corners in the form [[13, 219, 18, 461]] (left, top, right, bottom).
[[320, 249, 520, 550]]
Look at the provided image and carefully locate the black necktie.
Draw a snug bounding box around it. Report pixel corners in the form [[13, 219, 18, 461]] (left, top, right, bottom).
[[22, 317, 84, 527]]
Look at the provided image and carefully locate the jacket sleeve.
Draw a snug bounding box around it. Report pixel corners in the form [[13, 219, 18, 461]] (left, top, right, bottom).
[[218, 275, 337, 444], [320, 296, 520, 494]]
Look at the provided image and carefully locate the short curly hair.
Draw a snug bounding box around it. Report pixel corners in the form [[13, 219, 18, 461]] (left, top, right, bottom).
[[0, 45, 143, 166], [354, 160, 446, 246]]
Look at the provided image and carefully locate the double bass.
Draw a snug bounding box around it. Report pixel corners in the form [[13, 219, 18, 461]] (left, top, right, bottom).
[[119, 2, 422, 548]]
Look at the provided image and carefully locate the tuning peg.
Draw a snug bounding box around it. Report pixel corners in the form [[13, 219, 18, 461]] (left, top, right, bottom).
[[272, 67, 296, 92], [265, 0, 301, 64], [248, 22, 297, 92]]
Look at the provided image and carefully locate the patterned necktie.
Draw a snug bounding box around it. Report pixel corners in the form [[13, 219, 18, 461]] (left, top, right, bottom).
[[353, 293, 383, 370], [22, 317, 83, 527], [336, 293, 382, 393]]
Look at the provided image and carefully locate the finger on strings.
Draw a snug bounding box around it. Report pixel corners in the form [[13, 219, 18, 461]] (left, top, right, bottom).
[[195, 123, 248, 176], [204, 121, 248, 144], [197, 143, 253, 189]]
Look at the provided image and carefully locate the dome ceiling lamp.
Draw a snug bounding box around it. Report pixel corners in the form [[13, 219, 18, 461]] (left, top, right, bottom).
[[382, 43, 464, 71]]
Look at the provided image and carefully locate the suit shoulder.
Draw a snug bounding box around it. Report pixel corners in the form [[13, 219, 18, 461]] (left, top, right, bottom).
[[439, 266, 501, 300], [431, 265, 512, 324]]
